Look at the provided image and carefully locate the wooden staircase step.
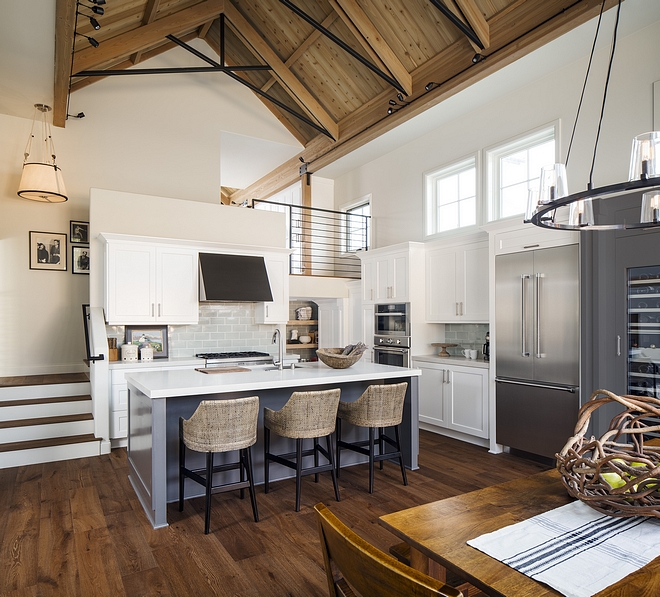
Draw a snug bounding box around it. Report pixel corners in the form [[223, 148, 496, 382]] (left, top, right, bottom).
[[0, 433, 100, 453], [0, 394, 91, 408], [0, 372, 89, 388], [0, 412, 93, 429]]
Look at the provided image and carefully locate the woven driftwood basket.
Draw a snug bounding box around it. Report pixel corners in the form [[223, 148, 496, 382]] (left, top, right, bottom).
[[557, 389, 660, 517], [316, 348, 364, 369]]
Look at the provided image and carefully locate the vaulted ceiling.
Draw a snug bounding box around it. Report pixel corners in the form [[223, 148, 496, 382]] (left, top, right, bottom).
[[56, 0, 618, 202]]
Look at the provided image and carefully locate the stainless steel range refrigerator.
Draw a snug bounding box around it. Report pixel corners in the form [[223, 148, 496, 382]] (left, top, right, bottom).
[[495, 243, 580, 459]]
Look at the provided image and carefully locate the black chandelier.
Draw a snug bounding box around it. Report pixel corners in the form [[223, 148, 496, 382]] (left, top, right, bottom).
[[526, 0, 660, 231]]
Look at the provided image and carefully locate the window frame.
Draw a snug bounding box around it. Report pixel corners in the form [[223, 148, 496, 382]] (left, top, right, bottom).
[[485, 122, 559, 222], [341, 195, 371, 254], [423, 153, 479, 240]]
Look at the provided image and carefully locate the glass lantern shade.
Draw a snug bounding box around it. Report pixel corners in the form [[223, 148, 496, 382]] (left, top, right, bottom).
[[568, 198, 595, 227], [525, 188, 540, 221], [539, 163, 568, 205], [629, 132, 660, 181], [641, 189, 660, 224]]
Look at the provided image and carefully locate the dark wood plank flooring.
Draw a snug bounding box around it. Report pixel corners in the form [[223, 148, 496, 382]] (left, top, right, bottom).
[[0, 431, 550, 596]]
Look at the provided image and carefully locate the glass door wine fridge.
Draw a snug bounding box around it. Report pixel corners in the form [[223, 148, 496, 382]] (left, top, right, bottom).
[[628, 265, 660, 398]]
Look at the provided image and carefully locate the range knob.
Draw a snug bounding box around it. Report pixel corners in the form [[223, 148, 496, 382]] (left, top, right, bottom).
[[396, 339, 401, 345], [387, 338, 393, 344]]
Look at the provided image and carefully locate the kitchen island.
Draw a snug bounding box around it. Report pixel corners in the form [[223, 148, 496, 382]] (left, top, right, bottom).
[[126, 361, 421, 528]]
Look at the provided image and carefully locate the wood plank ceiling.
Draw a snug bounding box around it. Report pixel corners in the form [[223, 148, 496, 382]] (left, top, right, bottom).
[[56, 0, 619, 203]]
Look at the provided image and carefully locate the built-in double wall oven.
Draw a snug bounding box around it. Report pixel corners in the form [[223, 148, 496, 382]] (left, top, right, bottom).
[[374, 303, 410, 367]]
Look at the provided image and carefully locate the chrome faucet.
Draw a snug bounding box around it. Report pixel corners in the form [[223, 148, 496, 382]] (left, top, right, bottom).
[[272, 329, 284, 370]]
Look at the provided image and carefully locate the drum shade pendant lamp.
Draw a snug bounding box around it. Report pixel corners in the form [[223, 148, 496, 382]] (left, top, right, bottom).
[[526, 0, 660, 231], [17, 104, 68, 203]]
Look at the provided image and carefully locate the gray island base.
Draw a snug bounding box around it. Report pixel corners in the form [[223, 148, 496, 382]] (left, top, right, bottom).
[[126, 361, 421, 528]]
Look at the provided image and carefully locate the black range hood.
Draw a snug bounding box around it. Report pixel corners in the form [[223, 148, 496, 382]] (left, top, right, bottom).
[[199, 253, 273, 302]]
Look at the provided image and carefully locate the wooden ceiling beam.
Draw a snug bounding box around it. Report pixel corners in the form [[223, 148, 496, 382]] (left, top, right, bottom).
[[454, 0, 490, 49], [72, 0, 224, 74], [70, 32, 199, 93], [53, 0, 76, 127], [332, 0, 412, 96], [228, 0, 617, 205], [131, 0, 162, 65], [223, 2, 338, 140]]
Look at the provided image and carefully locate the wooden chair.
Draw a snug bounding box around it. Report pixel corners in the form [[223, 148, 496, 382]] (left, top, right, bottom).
[[314, 503, 462, 597], [179, 396, 259, 534], [336, 382, 408, 493], [264, 389, 341, 512]]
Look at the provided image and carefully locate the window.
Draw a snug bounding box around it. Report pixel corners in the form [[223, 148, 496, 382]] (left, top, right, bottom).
[[487, 125, 556, 221], [425, 157, 477, 236], [345, 200, 370, 252]]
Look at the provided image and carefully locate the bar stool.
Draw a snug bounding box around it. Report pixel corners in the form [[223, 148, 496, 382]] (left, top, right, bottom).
[[179, 396, 259, 534], [264, 389, 341, 512], [336, 382, 408, 493]]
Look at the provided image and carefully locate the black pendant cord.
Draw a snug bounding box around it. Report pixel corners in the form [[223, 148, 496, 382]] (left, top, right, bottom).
[[588, 0, 622, 190], [564, 0, 606, 170]]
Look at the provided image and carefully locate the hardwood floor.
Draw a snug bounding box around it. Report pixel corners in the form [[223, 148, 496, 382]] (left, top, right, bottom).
[[0, 431, 550, 597]]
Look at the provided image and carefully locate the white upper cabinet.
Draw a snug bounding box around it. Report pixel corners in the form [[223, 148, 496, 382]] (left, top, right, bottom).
[[254, 252, 289, 324], [426, 240, 488, 322], [105, 241, 198, 325], [360, 246, 412, 304]]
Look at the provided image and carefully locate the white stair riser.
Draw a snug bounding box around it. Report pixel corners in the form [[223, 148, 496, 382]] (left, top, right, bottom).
[[0, 400, 92, 422], [0, 441, 101, 470], [0, 382, 90, 401], [0, 419, 95, 444]]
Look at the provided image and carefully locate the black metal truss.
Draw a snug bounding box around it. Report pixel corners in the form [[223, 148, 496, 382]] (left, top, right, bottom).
[[428, 0, 485, 51]]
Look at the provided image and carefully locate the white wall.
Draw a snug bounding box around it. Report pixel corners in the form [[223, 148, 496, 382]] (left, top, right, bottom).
[[0, 41, 299, 377], [333, 15, 660, 248]]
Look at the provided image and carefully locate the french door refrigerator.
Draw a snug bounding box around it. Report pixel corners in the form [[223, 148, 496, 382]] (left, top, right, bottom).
[[495, 244, 580, 459]]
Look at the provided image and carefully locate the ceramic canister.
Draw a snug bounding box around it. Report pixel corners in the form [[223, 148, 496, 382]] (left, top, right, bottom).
[[121, 343, 138, 361], [140, 346, 154, 361]]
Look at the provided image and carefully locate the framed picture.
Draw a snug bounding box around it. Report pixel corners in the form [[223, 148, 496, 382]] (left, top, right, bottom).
[[72, 246, 90, 275], [70, 221, 89, 244], [125, 325, 168, 358], [29, 231, 67, 271]]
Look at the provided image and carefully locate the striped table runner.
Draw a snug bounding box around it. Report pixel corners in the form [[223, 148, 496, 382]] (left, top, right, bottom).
[[467, 500, 660, 597]]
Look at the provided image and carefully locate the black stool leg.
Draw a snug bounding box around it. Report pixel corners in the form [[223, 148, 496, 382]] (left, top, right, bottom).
[[204, 451, 213, 534], [394, 424, 408, 486], [239, 448, 245, 500], [314, 437, 319, 483], [264, 426, 270, 494], [336, 417, 342, 477], [368, 427, 375, 494], [179, 423, 186, 512], [245, 447, 259, 522], [379, 427, 385, 470], [295, 438, 303, 512], [326, 434, 340, 502]]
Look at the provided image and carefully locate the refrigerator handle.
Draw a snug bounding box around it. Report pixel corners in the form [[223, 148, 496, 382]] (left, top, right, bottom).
[[617, 335, 621, 357], [521, 274, 531, 357], [495, 377, 577, 393], [535, 273, 545, 358]]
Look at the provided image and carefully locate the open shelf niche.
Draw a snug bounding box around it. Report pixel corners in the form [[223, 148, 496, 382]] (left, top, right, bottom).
[[287, 300, 319, 360]]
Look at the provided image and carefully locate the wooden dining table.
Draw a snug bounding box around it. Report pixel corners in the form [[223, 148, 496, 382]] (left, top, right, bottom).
[[379, 469, 660, 597]]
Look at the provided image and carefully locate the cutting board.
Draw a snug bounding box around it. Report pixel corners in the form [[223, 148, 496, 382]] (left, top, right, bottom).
[[195, 367, 251, 374]]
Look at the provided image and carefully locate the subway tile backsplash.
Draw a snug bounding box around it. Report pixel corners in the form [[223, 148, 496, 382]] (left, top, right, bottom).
[[443, 323, 489, 357], [106, 303, 276, 359]]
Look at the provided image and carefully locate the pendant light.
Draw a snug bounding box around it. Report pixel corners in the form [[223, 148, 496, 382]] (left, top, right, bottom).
[[526, 0, 660, 231], [17, 104, 68, 203]]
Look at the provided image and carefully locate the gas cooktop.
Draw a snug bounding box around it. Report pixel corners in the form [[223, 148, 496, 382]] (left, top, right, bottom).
[[195, 351, 273, 366]]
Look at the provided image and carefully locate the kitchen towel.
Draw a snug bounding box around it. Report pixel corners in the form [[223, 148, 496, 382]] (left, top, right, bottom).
[[467, 500, 660, 597]]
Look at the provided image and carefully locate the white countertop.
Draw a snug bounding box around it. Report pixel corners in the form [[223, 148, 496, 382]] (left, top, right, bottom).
[[413, 354, 490, 369], [109, 356, 203, 370], [126, 361, 422, 399]]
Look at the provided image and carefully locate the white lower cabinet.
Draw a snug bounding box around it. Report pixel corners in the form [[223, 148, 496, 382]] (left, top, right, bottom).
[[415, 360, 488, 439], [109, 364, 191, 440]]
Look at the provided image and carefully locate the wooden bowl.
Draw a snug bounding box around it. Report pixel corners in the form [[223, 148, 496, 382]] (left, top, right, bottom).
[[316, 348, 364, 369]]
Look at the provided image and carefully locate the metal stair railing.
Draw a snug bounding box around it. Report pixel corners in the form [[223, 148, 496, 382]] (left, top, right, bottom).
[[253, 200, 369, 278]]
